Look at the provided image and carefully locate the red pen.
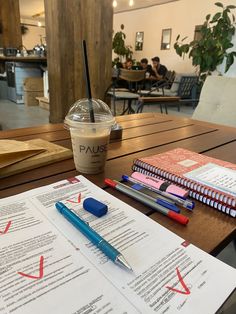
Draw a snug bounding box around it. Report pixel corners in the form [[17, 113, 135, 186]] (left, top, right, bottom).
[[104, 179, 189, 226]]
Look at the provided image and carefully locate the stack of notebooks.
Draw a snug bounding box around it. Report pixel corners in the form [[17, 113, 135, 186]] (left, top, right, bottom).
[[132, 148, 236, 217]]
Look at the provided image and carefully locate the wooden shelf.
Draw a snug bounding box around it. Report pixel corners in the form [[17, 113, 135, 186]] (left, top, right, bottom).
[[0, 56, 47, 63]]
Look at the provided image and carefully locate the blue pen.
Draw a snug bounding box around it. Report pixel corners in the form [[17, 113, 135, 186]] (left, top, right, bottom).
[[122, 175, 194, 211], [55, 202, 132, 271], [126, 182, 180, 213]]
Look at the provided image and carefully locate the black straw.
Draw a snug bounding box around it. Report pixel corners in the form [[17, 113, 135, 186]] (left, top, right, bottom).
[[82, 40, 95, 123]]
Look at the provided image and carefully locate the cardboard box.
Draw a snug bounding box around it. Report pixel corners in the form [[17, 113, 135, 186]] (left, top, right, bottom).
[[23, 77, 44, 106], [24, 91, 44, 106], [23, 77, 43, 92]]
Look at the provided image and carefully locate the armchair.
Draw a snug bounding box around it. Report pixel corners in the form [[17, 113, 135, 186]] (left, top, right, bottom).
[[192, 76, 236, 127]]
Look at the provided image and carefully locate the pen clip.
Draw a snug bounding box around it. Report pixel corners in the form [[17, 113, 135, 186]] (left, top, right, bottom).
[[157, 199, 180, 213]]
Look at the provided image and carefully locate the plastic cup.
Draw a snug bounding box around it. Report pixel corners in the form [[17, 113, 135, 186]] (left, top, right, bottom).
[[64, 98, 115, 174]]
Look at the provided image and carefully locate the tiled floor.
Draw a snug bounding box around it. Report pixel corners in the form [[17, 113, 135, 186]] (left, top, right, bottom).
[[0, 98, 194, 130], [0, 97, 235, 272], [0, 99, 49, 130]]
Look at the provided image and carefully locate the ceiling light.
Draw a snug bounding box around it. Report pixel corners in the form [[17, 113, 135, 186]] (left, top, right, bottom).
[[37, 21, 42, 27], [113, 0, 117, 8], [129, 0, 134, 6]]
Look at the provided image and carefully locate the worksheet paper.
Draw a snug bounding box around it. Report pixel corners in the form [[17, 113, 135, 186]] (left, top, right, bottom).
[[1, 176, 235, 314], [0, 196, 136, 314]]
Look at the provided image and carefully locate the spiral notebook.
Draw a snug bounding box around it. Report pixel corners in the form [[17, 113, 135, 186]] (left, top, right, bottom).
[[132, 148, 236, 217]]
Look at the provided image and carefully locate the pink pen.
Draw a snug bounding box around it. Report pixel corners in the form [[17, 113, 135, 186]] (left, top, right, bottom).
[[131, 172, 189, 198]]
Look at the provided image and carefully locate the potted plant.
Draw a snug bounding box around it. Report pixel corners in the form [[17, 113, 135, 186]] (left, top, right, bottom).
[[112, 24, 133, 67], [174, 2, 236, 81]]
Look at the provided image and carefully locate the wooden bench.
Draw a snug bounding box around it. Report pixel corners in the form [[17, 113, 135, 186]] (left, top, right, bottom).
[[36, 97, 50, 110]]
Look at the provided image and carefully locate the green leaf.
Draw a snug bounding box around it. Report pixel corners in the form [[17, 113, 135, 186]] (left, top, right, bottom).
[[190, 40, 197, 46], [226, 5, 236, 9], [176, 34, 180, 41], [174, 46, 183, 57], [225, 53, 234, 72], [181, 36, 188, 42], [227, 42, 234, 48], [222, 9, 230, 20], [215, 2, 224, 8], [223, 8, 230, 15], [173, 1, 235, 78], [211, 12, 222, 23]]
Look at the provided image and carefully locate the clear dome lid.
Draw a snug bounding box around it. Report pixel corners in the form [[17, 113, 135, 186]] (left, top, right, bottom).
[[64, 98, 115, 129]]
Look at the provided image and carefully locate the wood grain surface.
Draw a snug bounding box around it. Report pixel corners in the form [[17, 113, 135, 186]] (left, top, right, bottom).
[[0, 0, 22, 48], [44, 0, 113, 123], [1, 113, 236, 256]]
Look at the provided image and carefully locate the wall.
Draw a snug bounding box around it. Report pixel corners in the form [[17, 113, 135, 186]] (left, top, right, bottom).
[[21, 18, 46, 49], [113, 0, 236, 76]]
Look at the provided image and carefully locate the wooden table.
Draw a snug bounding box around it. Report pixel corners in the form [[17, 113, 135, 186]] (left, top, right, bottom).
[[1, 113, 236, 257]]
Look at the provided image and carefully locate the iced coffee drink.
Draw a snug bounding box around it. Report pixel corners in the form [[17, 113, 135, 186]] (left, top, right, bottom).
[[64, 98, 115, 174]]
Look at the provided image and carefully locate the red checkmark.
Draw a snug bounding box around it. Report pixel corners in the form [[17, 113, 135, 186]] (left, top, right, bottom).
[[17, 256, 44, 280], [0, 221, 12, 235], [166, 267, 191, 295], [67, 193, 81, 204]]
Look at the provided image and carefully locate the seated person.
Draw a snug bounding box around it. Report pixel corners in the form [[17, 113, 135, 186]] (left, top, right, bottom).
[[116, 61, 123, 69], [140, 58, 154, 77], [115, 59, 133, 89], [140, 58, 155, 90], [151, 56, 167, 81], [123, 58, 133, 70]]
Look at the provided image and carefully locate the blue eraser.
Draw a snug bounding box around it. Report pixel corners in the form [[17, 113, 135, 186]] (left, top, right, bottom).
[[83, 197, 108, 217]]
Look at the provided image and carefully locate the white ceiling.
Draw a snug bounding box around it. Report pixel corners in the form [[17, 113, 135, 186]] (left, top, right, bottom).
[[114, 0, 179, 13], [19, 0, 179, 20], [19, 0, 45, 21]]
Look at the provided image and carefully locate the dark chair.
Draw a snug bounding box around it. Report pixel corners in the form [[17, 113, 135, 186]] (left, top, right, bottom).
[[139, 70, 176, 96], [137, 74, 199, 114]]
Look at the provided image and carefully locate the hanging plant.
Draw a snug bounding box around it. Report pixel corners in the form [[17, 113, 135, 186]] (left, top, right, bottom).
[[174, 2, 236, 81]]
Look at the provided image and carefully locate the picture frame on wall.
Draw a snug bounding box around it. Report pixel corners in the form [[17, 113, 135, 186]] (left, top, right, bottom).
[[194, 25, 203, 41], [161, 28, 171, 50], [135, 31, 144, 51]]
